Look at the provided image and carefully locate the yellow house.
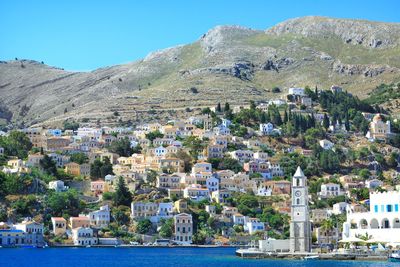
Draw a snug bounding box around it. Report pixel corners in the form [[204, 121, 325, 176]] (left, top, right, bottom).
[[51, 217, 67, 236], [65, 162, 91, 177]]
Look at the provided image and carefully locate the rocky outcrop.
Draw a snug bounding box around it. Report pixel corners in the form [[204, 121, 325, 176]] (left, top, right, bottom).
[[267, 16, 400, 48], [333, 61, 397, 77]]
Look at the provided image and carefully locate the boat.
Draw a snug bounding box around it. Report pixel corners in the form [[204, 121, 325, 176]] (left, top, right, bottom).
[[303, 255, 320, 260], [389, 251, 400, 262]]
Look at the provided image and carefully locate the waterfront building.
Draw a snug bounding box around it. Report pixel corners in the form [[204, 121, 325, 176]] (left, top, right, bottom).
[[72, 227, 98, 246], [174, 213, 193, 245], [14, 219, 44, 246], [51, 217, 67, 235], [342, 191, 400, 243]]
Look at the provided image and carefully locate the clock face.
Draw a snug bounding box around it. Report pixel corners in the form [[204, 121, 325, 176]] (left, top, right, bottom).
[[295, 190, 302, 197]]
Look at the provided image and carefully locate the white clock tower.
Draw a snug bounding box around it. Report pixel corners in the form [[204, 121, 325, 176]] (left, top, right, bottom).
[[290, 166, 311, 253]]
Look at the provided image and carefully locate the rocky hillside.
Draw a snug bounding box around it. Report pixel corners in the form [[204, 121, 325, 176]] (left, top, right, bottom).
[[1, 16, 400, 127]]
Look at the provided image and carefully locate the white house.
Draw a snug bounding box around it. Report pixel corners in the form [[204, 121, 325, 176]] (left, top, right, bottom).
[[245, 218, 265, 234], [319, 183, 342, 198], [288, 87, 305, 96], [72, 227, 98, 246], [157, 202, 174, 219], [319, 139, 334, 150], [183, 184, 210, 202], [233, 213, 246, 225], [88, 205, 110, 228], [343, 191, 400, 243], [48, 180, 68, 192], [365, 179, 383, 190], [332, 202, 350, 215], [256, 186, 272, 196], [259, 123, 274, 135], [154, 146, 167, 157], [206, 176, 219, 192]]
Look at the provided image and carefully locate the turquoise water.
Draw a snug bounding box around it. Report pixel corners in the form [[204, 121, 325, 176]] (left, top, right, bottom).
[[0, 247, 396, 267]]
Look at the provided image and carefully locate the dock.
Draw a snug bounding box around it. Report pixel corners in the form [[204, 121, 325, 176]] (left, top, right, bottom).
[[235, 248, 388, 261]]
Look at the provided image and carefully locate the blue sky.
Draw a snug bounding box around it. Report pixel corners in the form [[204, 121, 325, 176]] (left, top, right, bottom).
[[0, 0, 399, 71]]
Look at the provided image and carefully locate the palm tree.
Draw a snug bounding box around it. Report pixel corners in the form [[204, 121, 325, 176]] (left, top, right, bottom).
[[320, 218, 335, 248]]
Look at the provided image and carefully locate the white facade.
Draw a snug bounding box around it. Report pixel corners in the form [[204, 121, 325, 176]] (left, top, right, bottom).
[[48, 180, 68, 192], [343, 191, 400, 243], [290, 166, 312, 252], [72, 227, 98, 246], [319, 139, 334, 150], [319, 183, 343, 198], [174, 213, 193, 244], [332, 202, 349, 215], [288, 87, 305, 96], [88, 205, 110, 228], [245, 218, 265, 234], [259, 123, 274, 135], [206, 176, 219, 192], [154, 146, 167, 157]]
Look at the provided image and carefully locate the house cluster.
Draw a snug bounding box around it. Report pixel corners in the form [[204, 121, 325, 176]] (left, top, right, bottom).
[[50, 205, 111, 246], [0, 218, 45, 247]]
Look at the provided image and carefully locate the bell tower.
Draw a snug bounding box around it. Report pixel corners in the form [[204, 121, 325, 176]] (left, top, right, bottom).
[[290, 166, 311, 253]]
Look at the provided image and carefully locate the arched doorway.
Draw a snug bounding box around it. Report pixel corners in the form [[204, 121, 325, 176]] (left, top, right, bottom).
[[393, 218, 400, 228], [359, 219, 368, 229], [382, 218, 390, 229], [370, 218, 379, 229]]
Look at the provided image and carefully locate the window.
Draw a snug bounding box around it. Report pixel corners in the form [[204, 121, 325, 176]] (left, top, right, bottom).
[[395, 204, 399, 212], [374, 205, 378, 213], [381, 205, 384, 212], [387, 205, 393, 212]]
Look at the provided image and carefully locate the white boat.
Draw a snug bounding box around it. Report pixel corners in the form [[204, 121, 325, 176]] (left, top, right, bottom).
[[303, 255, 320, 260], [389, 251, 400, 262]]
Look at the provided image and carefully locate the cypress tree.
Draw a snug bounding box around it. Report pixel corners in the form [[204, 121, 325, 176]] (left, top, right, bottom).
[[224, 102, 230, 112], [323, 114, 330, 130], [216, 102, 222, 113], [114, 176, 132, 206], [283, 109, 288, 123]]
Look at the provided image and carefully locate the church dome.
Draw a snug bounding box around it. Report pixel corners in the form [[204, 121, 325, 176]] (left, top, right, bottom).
[[373, 114, 382, 123]]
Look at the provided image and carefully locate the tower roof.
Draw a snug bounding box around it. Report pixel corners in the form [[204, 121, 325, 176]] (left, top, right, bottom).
[[293, 166, 305, 177]]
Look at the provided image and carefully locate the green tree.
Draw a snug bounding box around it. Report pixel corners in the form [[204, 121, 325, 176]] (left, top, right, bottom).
[[113, 205, 131, 226], [145, 130, 164, 142], [0, 131, 32, 159], [224, 102, 230, 112], [113, 176, 132, 206], [137, 219, 152, 234], [216, 102, 222, 113], [47, 189, 85, 217], [70, 152, 89, 164], [108, 137, 133, 157], [323, 114, 330, 130], [90, 157, 114, 178], [159, 218, 174, 238], [39, 155, 58, 176]]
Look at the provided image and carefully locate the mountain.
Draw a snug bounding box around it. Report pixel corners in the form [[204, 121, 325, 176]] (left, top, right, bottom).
[[1, 16, 400, 127]]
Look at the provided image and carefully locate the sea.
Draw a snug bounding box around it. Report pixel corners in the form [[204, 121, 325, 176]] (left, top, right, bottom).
[[0, 247, 396, 267]]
